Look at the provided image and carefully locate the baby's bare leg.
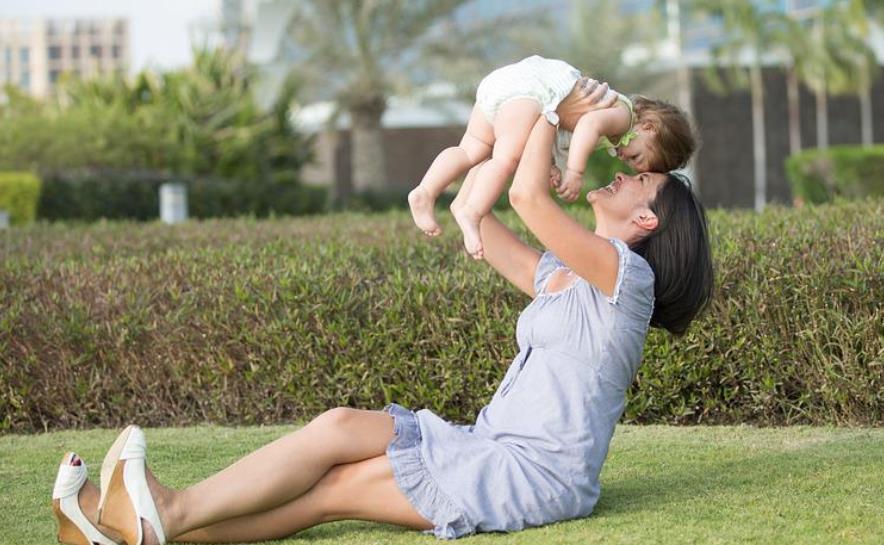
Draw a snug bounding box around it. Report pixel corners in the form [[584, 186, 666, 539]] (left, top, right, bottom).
[[450, 161, 486, 216], [409, 106, 493, 236], [454, 98, 540, 259]]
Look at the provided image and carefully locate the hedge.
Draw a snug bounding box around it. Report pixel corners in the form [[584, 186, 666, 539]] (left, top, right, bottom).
[[0, 171, 41, 225], [37, 170, 328, 221], [785, 145, 884, 204], [0, 201, 881, 432]]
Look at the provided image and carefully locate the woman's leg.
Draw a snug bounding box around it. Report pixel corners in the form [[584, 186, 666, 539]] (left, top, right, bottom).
[[175, 455, 432, 543], [453, 98, 540, 259], [139, 408, 405, 543], [408, 105, 494, 236], [67, 455, 430, 544]]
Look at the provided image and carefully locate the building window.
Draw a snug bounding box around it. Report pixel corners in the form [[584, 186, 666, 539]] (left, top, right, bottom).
[[20, 47, 29, 64], [49, 69, 60, 83], [20, 71, 30, 90], [90, 45, 102, 57], [72, 46, 80, 59], [48, 46, 62, 60], [112, 45, 121, 59]]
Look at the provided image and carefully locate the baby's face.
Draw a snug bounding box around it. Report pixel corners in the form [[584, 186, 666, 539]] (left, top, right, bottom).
[[615, 125, 657, 173]]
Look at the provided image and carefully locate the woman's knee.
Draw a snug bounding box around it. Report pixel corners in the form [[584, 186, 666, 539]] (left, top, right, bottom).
[[306, 407, 392, 441], [309, 407, 360, 433]]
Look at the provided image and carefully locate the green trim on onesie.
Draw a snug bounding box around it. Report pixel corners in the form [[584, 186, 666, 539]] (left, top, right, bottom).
[[596, 93, 636, 157]]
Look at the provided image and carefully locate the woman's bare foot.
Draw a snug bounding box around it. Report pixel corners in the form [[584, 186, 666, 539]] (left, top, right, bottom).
[[408, 186, 442, 236], [453, 205, 483, 259]]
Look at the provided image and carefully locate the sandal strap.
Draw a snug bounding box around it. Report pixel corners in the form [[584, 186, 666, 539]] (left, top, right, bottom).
[[120, 429, 146, 460], [60, 494, 118, 545], [121, 427, 166, 545], [53, 461, 87, 500]]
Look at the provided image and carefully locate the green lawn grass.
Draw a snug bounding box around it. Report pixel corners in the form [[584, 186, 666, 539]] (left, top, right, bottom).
[[1, 424, 881, 544]]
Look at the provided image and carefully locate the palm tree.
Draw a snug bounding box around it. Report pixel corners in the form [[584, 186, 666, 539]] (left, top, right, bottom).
[[823, 0, 877, 148], [282, 0, 530, 201], [793, 0, 878, 150], [695, 0, 783, 212], [776, 9, 808, 156], [553, 0, 661, 91]]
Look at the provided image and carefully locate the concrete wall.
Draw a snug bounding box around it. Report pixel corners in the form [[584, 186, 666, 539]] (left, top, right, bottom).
[[303, 125, 465, 192], [692, 65, 884, 208]]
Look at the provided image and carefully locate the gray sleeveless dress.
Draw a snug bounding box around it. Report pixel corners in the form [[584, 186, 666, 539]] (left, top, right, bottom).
[[385, 239, 655, 539]]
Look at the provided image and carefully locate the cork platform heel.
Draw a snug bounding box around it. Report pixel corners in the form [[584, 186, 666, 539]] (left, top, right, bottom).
[[52, 452, 117, 545], [97, 426, 166, 545]]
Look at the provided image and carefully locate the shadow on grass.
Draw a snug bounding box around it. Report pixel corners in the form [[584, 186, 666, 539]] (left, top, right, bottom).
[[592, 434, 877, 519]]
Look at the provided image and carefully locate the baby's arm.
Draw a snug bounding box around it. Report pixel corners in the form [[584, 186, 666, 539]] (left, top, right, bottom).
[[557, 103, 632, 201]]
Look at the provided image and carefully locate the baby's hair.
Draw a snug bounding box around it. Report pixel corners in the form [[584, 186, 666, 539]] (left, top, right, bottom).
[[632, 96, 697, 172]]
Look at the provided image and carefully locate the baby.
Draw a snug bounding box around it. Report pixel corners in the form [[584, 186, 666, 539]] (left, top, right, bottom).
[[408, 55, 696, 258]]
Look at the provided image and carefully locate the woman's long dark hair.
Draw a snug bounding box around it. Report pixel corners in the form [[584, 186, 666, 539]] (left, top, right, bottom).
[[631, 173, 713, 335]]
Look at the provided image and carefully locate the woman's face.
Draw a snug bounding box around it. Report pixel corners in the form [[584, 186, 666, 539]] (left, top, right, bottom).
[[587, 171, 666, 226]]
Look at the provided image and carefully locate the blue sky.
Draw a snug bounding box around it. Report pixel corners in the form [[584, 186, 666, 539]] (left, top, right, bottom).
[[0, 0, 217, 71]]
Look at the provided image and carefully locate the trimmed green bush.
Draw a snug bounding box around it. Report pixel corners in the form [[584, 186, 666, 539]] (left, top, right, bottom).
[[785, 145, 884, 204], [1, 201, 881, 432], [0, 171, 41, 225], [37, 170, 327, 221]]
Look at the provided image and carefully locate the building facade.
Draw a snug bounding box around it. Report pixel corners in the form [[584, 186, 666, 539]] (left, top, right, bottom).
[[0, 18, 130, 97]]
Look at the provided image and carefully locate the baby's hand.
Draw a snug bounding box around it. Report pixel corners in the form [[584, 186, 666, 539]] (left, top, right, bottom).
[[549, 165, 562, 189], [557, 168, 583, 202]]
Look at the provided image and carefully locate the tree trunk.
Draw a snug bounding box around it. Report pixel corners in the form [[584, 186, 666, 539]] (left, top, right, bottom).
[[328, 128, 353, 209], [815, 88, 829, 150], [350, 99, 387, 192], [786, 67, 802, 155], [750, 65, 767, 213], [859, 85, 873, 148]]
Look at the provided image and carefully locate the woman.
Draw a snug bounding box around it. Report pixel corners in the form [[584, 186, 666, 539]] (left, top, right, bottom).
[[51, 85, 713, 544]]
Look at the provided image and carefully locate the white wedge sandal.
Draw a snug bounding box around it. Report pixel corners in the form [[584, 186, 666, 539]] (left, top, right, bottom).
[[52, 452, 118, 545], [97, 426, 166, 545]]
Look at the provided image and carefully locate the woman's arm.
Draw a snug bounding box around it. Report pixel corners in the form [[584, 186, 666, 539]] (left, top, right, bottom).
[[479, 213, 541, 297], [508, 118, 620, 296], [453, 162, 540, 297]]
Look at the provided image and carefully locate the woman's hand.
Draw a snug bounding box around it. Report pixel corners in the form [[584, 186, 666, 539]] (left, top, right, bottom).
[[556, 78, 618, 131]]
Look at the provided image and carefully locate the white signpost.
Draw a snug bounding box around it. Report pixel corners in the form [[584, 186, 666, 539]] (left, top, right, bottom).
[[160, 183, 188, 224]]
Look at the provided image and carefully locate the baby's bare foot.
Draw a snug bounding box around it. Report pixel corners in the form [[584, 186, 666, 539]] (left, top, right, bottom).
[[408, 187, 442, 236], [453, 206, 484, 259]]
